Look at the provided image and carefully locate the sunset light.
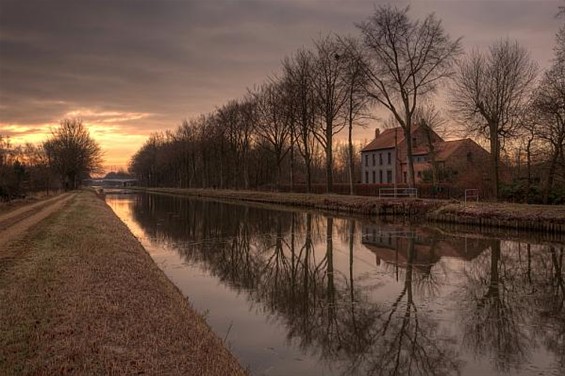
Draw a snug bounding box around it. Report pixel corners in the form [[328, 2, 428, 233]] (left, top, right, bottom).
[[1, 2, 565, 375]]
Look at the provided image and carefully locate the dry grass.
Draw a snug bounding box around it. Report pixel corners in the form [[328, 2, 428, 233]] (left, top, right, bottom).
[[433, 201, 565, 224], [0, 190, 246, 375], [137, 187, 444, 216], [0, 191, 61, 216]]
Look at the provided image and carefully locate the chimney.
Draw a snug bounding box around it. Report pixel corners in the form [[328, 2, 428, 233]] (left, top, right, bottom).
[[375, 128, 380, 139]]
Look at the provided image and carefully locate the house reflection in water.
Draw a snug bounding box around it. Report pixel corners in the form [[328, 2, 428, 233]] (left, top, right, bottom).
[[361, 224, 490, 275]]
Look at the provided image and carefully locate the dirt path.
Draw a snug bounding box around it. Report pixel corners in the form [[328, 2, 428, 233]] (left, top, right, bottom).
[[0, 193, 75, 250]]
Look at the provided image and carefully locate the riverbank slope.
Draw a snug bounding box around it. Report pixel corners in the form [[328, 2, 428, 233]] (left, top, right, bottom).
[[132, 187, 565, 234], [0, 190, 246, 375]]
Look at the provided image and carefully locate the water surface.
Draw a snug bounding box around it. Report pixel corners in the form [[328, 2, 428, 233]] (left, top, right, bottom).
[[106, 192, 565, 376]]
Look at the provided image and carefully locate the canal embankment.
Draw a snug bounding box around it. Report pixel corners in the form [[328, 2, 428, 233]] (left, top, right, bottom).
[[131, 187, 565, 235], [0, 190, 247, 375]]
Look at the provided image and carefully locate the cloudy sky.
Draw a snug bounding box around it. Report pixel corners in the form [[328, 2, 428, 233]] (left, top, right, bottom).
[[0, 0, 562, 170]]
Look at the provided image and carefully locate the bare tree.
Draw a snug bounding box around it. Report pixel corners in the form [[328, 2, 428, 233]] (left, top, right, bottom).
[[44, 118, 103, 190], [513, 101, 544, 201], [217, 99, 256, 189], [310, 35, 349, 193], [450, 39, 537, 200], [339, 36, 372, 194], [283, 49, 317, 192], [532, 60, 565, 203], [357, 5, 461, 188], [252, 81, 291, 188]]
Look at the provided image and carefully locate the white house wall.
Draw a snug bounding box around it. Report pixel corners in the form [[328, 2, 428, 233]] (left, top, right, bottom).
[[361, 148, 396, 184]]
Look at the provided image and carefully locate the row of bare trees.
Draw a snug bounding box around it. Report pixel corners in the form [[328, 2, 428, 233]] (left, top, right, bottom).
[[129, 34, 370, 191], [450, 38, 565, 202], [130, 6, 461, 193], [0, 136, 53, 199], [130, 5, 564, 200]]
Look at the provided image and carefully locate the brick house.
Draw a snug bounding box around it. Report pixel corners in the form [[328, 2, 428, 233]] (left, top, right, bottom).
[[360, 124, 492, 185]]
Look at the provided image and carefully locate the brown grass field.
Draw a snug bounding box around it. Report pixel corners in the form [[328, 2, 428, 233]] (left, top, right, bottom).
[[0, 190, 246, 375]]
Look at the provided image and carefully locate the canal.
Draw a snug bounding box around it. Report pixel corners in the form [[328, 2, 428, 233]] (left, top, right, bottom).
[[106, 192, 564, 376]]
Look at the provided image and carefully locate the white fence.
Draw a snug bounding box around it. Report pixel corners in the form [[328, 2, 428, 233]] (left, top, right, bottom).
[[379, 187, 418, 198], [464, 189, 479, 204]]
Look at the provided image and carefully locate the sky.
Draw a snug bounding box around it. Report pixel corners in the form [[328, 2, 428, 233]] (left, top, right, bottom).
[[0, 0, 562, 171]]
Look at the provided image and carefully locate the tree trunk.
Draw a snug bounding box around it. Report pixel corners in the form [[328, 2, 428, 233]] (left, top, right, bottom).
[[423, 124, 439, 188], [325, 122, 333, 193], [276, 161, 282, 191], [526, 139, 532, 201], [290, 136, 295, 192], [543, 146, 559, 204], [489, 124, 500, 201], [348, 111, 354, 195], [404, 126, 415, 188], [306, 157, 312, 193]]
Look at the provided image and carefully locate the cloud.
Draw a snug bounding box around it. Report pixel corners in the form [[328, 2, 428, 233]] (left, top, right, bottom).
[[0, 0, 562, 168]]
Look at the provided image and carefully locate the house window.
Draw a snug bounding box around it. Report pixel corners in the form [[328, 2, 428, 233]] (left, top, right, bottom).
[[387, 170, 392, 184], [412, 137, 417, 148], [372, 171, 376, 184], [372, 154, 376, 166], [387, 152, 391, 164], [365, 171, 369, 183], [403, 171, 407, 183], [365, 154, 369, 166], [379, 170, 383, 184], [467, 152, 473, 162], [379, 153, 383, 165], [417, 171, 422, 178]]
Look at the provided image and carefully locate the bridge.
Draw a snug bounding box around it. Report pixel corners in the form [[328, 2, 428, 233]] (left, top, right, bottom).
[[83, 178, 137, 188]]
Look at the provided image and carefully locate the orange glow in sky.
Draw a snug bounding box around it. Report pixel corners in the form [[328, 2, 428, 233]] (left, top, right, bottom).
[[0, 109, 154, 173]]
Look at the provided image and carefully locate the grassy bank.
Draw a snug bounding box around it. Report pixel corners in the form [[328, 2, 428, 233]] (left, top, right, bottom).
[[131, 187, 565, 234], [0, 190, 246, 375], [131, 187, 445, 215]]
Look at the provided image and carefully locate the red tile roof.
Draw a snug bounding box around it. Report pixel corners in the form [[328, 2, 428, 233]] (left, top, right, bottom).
[[361, 127, 404, 151], [434, 139, 470, 161], [361, 123, 439, 152]]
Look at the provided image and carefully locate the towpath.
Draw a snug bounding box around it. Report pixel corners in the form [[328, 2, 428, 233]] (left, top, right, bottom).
[[0, 193, 75, 250]]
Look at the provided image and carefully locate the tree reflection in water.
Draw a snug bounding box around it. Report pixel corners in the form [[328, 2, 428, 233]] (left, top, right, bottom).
[[125, 193, 565, 376], [459, 240, 531, 372], [459, 239, 565, 374], [530, 245, 565, 370], [358, 227, 462, 376]]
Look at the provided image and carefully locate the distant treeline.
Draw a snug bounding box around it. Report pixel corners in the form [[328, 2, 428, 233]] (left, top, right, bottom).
[[129, 5, 564, 202], [0, 119, 102, 200]]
